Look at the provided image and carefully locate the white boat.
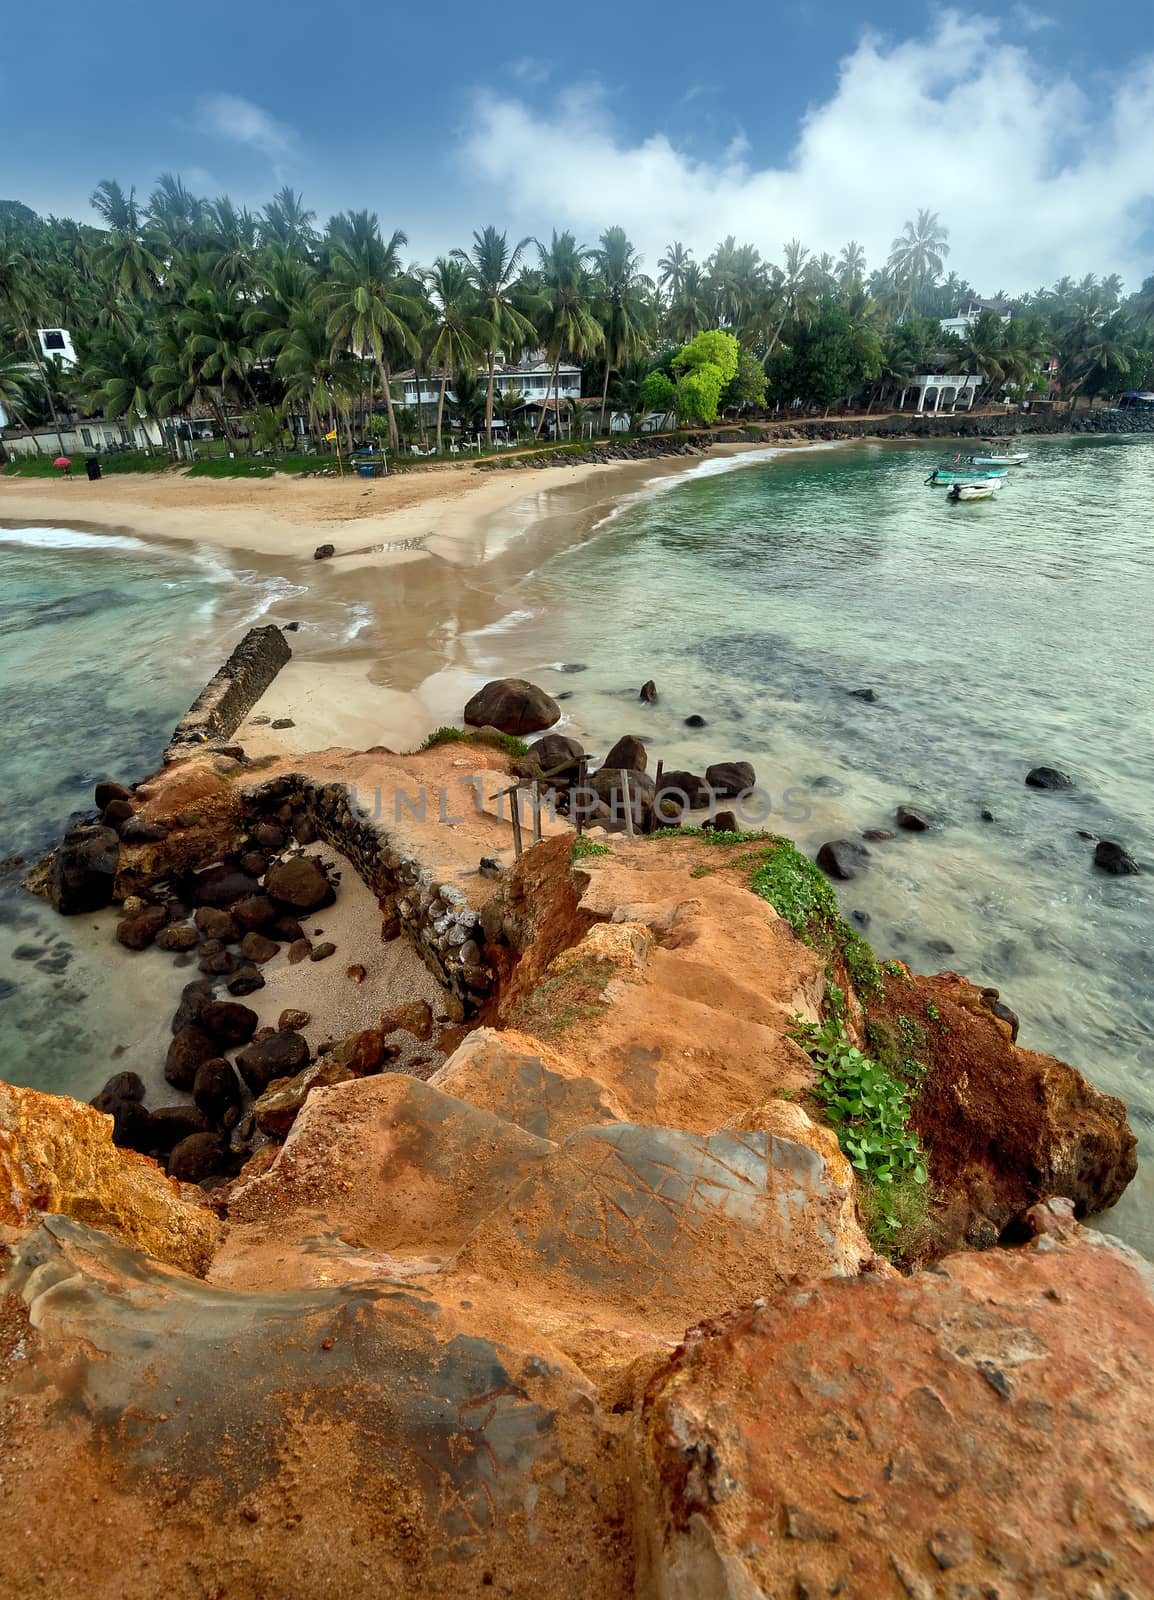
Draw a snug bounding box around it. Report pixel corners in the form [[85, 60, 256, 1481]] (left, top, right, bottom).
[[949, 482, 998, 501], [968, 452, 1029, 466]]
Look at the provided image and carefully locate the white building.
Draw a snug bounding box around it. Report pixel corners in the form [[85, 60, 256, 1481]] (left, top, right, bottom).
[[393, 357, 582, 412], [37, 327, 78, 368], [897, 374, 984, 413], [939, 301, 1007, 341], [1, 417, 165, 457]]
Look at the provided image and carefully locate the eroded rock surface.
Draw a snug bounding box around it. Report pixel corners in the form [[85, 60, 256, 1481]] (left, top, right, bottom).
[[635, 1227, 1154, 1599], [0, 1081, 218, 1274], [0, 1215, 631, 1600]]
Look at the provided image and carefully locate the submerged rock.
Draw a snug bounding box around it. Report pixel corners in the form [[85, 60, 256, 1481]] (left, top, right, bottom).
[[705, 760, 756, 798], [895, 803, 931, 832], [815, 839, 870, 880], [46, 823, 119, 915], [1026, 765, 1075, 790], [1095, 839, 1140, 875]]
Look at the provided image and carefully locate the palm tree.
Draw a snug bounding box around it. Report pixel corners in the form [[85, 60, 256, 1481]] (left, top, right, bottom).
[[203, 197, 259, 292], [837, 241, 866, 289], [887, 209, 950, 316], [533, 231, 604, 438], [591, 226, 653, 432], [80, 324, 166, 452], [147, 174, 206, 253], [423, 257, 486, 453], [452, 226, 537, 444], [667, 261, 710, 343], [962, 309, 1010, 402], [89, 180, 164, 304], [0, 344, 33, 427], [276, 304, 358, 448], [657, 241, 692, 300], [178, 285, 259, 442], [0, 228, 67, 452], [767, 238, 812, 356], [259, 187, 316, 253], [320, 212, 419, 450]]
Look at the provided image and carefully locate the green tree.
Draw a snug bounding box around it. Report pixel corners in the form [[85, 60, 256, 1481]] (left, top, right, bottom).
[[887, 209, 950, 316], [424, 256, 486, 452], [591, 225, 653, 431], [320, 211, 418, 450], [452, 226, 536, 445], [89, 180, 164, 305], [80, 324, 166, 452], [721, 346, 768, 412], [532, 231, 604, 438]]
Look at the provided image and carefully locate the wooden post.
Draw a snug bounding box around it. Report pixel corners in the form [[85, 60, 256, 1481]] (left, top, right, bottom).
[[655, 759, 664, 789], [576, 758, 588, 836], [510, 785, 523, 858], [532, 780, 542, 846], [622, 770, 635, 839]]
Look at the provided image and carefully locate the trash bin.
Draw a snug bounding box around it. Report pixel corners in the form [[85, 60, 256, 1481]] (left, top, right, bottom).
[[85, 457, 102, 481], [357, 462, 375, 478]]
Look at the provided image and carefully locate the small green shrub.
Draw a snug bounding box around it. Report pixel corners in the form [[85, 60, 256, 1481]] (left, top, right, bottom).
[[571, 836, 612, 862], [791, 1011, 929, 1255]]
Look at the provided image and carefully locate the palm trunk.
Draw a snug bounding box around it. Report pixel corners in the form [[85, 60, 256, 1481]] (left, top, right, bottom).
[[378, 357, 399, 450], [414, 358, 428, 451], [485, 348, 496, 446], [18, 313, 67, 457], [536, 351, 561, 440], [598, 358, 611, 435], [436, 369, 449, 454]]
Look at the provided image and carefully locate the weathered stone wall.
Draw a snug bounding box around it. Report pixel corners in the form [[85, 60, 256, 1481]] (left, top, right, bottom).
[[165, 625, 291, 759], [241, 773, 491, 1017], [768, 407, 1154, 442]]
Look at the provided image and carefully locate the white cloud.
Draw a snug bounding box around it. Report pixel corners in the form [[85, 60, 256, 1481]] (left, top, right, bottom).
[[462, 12, 1154, 291], [196, 94, 296, 161], [508, 57, 551, 87]]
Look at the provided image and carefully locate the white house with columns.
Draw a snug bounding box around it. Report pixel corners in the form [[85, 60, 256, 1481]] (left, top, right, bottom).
[[897, 374, 984, 413]]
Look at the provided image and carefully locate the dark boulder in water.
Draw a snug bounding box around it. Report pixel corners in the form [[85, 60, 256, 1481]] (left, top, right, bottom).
[[639, 680, 657, 703], [848, 688, 878, 703], [528, 733, 584, 780], [816, 840, 871, 881], [862, 828, 895, 842], [602, 734, 647, 773], [463, 678, 560, 735], [47, 823, 119, 915], [148, 1104, 211, 1152], [656, 771, 711, 810], [115, 905, 168, 950], [895, 804, 931, 833], [1094, 840, 1140, 876], [706, 761, 756, 799], [94, 780, 133, 810], [684, 714, 707, 728], [1026, 766, 1074, 791]]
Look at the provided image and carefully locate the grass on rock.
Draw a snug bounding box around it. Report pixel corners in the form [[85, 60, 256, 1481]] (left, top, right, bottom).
[[417, 726, 530, 759]]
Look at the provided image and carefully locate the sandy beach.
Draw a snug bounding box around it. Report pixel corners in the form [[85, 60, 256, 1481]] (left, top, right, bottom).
[[1, 444, 769, 757]]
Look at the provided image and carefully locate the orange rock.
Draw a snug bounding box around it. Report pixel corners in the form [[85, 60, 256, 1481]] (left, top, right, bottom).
[[0, 1079, 218, 1275], [636, 1228, 1154, 1598]]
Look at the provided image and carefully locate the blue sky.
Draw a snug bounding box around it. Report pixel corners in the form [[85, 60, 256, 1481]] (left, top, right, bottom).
[[5, 2, 1154, 291]]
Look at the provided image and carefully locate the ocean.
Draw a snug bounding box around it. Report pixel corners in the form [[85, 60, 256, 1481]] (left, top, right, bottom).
[[458, 433, 1154, 1250], [0, 526, 299, 1101]]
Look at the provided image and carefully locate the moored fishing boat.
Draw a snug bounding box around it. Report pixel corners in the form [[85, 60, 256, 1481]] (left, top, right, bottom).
[[925, 468, 1008, 485], [948, 481, 999, 501], [967, 452, 1029, 466]]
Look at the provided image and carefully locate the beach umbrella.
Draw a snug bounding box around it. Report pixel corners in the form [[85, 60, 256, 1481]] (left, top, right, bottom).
[[54, 456, 72, 468]]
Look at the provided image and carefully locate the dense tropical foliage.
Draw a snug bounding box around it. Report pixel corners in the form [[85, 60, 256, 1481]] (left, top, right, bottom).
[[1, 180, 1151, 456]]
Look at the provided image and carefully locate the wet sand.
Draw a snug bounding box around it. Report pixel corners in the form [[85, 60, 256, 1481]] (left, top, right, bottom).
[[2, 445, 773, 756]]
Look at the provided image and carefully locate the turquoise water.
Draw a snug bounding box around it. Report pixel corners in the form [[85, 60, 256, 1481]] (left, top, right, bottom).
[[464, 434, 1154, 1249], [0, 527, 293, 1099]]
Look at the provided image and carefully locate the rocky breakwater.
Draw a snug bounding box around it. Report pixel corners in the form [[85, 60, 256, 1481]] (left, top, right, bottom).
[[0, 823, 1148, 1598], [475, 433, 712, 472]]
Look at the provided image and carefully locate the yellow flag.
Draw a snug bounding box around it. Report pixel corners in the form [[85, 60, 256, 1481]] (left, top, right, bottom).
[[324, 429, 337, 441]]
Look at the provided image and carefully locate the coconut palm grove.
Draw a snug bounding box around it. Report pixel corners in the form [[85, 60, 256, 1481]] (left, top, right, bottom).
[[1, 181, 1152, 463]]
